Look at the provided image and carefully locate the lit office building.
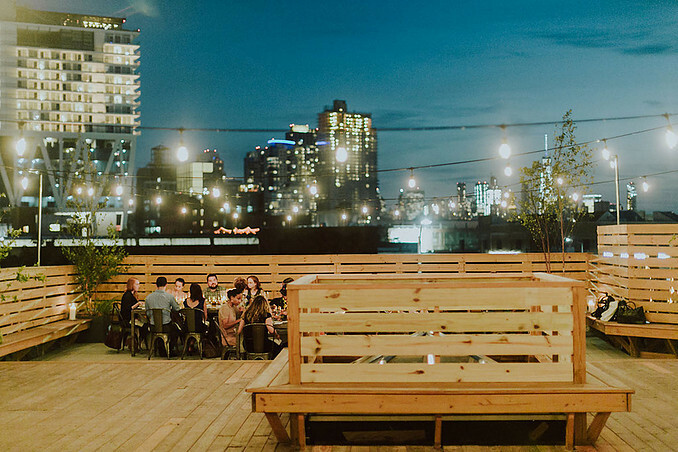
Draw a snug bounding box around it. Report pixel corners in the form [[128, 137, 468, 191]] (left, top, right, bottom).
[[626, 182, 637, 211], [0, 4, 140, 232], [245, 125, 319, 224], [317, 100, 378, 225], [474, 180, 490, 216]]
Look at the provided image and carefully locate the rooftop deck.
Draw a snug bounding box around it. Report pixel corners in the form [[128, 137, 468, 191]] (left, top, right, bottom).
[[0, 337, 675, 451]]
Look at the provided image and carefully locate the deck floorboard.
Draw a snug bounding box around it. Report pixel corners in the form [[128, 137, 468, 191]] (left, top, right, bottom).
[[0, 337, 675, 451]]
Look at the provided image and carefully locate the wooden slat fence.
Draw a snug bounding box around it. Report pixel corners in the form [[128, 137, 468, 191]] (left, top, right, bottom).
[[0, 265, 80, 337], [94, 253, 592, 301], [287, 273, 587, 384], [592, 224, 678, 324]]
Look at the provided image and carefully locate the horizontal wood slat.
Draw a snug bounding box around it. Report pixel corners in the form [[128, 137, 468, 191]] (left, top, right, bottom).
[[300, 362, 574, 383]]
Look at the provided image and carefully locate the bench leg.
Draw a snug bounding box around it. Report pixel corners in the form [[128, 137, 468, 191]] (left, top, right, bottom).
[[587, 412, 611, 444], [264, 413, 290, 443], [434, 415, 442, 449], [565, 413, 574, 449], [574, 412, 587, 445], [296, 414, 306, 449], [666, 339, 678, 357]]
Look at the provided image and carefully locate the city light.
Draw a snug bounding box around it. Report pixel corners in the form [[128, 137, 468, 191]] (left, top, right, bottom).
[[21, 176, 28, 190], [362, 206, 368, 214], [341, 213, 347, 221], [180, 206, 187, 214], [292, 206, 299, 213], [16, 138, 26, 156], [223, 202, 229, 210], [128, 199, 134, 207], [394, 209, 400, 217], [286, 215, 292, 221], [309, 184, 318, 195], [87, 187, 95, 197], [114, 185, 123, 196], [500, 200, 507, 208], [572, 193, 579, 202], [335, 146, 348, 163], [155, 196, 162, 205], [233, 212, 239, 219], [76, 187, 82, 195], [556, 176, 564, 185], [212, 187, 221, 197]]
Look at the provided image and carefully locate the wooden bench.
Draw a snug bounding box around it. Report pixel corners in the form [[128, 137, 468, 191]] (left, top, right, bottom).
[[0, 266, 90, 359], [587, 315, 678, 358], [247, 273, 633, 448]]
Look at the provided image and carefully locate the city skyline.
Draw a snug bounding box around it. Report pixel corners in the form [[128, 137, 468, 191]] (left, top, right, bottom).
[[15, 0, 678, 212]]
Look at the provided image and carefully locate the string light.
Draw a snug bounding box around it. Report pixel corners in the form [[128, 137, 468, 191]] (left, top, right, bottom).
[[394, 209, 400, 217], [87, 187, 95, 197], [76, 187, 83, 195], [601, 139, 611, 160], [362, 206, 368, 214], [408, 168, 416, 188], [177, 129, 189, 162], [504, 163, 512, 177], [16, 138, 26, 157], [114, 185, 123, 196], [498, 125, 511, 159], [665, 114, 678, 149], [556, 176, 564, 185], [21, 176, 28, 190], [212, 187, 221, 197], [309, 184, 318, 195], [335, 146, 348, 163], [642, 177, 650, 192], [572, 193, 579, 202], [180, 206, 187, 214], [155, 196, 162, 205]]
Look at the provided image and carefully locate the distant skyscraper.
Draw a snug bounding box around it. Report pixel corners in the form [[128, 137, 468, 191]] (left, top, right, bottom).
[[244, 125, 319, 223], [627, 182, 637, 211], [317, 100, 378, 225], [456, 182, 471, 218], [0, 4, 139, 229], [474, 181, 490, 216], [397, 186, 425, 221], [488, 176, 501, 216]]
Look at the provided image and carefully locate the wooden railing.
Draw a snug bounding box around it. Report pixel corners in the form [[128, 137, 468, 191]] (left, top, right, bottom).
[[0, 265, 79, 337], [592, 224, 678, 324], [288, 273, 587, 384], [94, 253, 593, 301]]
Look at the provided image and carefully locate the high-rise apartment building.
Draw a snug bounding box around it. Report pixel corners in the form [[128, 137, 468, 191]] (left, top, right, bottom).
[[626, 182, 637, 211], [244, 124, 319, 224], [474, 181, 490, 216], [317, 100, 378, 225], [0, 3, 139, 232]]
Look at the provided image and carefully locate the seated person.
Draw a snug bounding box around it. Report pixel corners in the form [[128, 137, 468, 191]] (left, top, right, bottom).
[[183, 283, 208, 332], [204, 273, 227, 304], [120, 277, 147, 341], [233, 276, 247, 294], [269, 277, 293, 320], [145, 276, 181, 354], [218, 288, 242, 347], [242, 275, 265, 311], [170, 278, 187, 304], [238, 295, 282, 357]]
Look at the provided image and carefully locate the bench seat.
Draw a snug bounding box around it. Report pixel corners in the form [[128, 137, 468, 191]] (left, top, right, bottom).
[[247, 350, 633, 448], [587, 315, 678, 357], [0, 319, 91, 358]]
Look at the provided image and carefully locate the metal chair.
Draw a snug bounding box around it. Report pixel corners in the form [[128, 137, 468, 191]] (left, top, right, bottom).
[[112, 302, 132, 353], [148, 309, 171, 359], [241, 323, 272, 360], [218, 323, 240, 360], [180, 308, 204, 360]]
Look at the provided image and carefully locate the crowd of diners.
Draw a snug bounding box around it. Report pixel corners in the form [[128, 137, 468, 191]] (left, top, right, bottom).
[[119, 273, 294, 358]]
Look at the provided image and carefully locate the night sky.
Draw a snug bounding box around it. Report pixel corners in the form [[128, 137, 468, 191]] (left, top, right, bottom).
[[22, 0, 678, 211]]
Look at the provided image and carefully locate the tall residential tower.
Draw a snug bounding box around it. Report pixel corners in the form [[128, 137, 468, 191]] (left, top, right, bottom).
[[0, 3, 140, 232]]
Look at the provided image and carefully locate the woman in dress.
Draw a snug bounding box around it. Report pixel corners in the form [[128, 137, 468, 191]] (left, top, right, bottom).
[[218, 288, 242, 347], [120, 277, 142, 326], [184, 282, 208, 328], [170, 278, 187, 304]]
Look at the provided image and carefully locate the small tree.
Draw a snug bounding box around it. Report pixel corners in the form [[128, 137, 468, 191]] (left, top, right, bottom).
[[61, 198, 128, 316], [517, 110, 594, 272]]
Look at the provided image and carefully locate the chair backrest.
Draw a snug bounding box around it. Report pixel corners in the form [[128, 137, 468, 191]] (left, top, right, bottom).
[[242, 323, 270, 353], [150, 309, 165, 333], [111, 302, 122, 324], [180, 308, 203, 333]]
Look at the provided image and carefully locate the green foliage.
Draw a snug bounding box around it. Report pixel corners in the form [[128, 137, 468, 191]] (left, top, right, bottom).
[[516, 110, 594, 272], [0, 228, 20, 265], [60, 199, 128, 317]]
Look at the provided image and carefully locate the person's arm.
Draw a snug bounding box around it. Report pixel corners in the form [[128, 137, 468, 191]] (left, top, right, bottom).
[[170, 297, 180, 311], [220, 308, 238, 330], [237, 318, 244, 334], [265, 316, 276, 335]]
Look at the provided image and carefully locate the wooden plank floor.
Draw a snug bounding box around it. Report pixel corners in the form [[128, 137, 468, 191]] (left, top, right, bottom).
[[0, 337, 675, 451]]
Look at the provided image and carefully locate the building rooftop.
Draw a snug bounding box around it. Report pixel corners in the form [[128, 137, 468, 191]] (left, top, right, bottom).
[[14, 6, 136, 32]]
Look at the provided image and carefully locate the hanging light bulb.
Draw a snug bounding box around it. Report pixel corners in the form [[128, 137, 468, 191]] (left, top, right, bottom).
[[21, 176, 28, 190], [556, 176, 564, 185], [76, 186, 83, 195], [498, 125, 511, 159], [309, 184, 318, 195], [176, 129, 189, 162], [87, 187, 95, 197], [16, 138, 26, 157], [212, 187, 221, 197], [114, 185, 123, 196], [609, 160, 616, 169], [155, 196, 162, 205], [180, 206, 187, 214], [602, 139, 611, 160], [572, 193, 579, 202], [335, 147, 348, 163], [642, 178, 650, 192], [664, 114, 678, 149], [408, 169, 416, 188], [504, 164, 512, 177]]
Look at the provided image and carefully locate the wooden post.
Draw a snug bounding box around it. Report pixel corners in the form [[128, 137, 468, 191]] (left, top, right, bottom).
[[434, 415, 442, 449], [287, 284, 301, 385], [572, 285, 587, 384]]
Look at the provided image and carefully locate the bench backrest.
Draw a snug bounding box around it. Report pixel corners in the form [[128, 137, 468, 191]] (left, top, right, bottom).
[[594, 224, 678, 325], [0, 266, 80, 337], [286, 273, 587, 385]]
